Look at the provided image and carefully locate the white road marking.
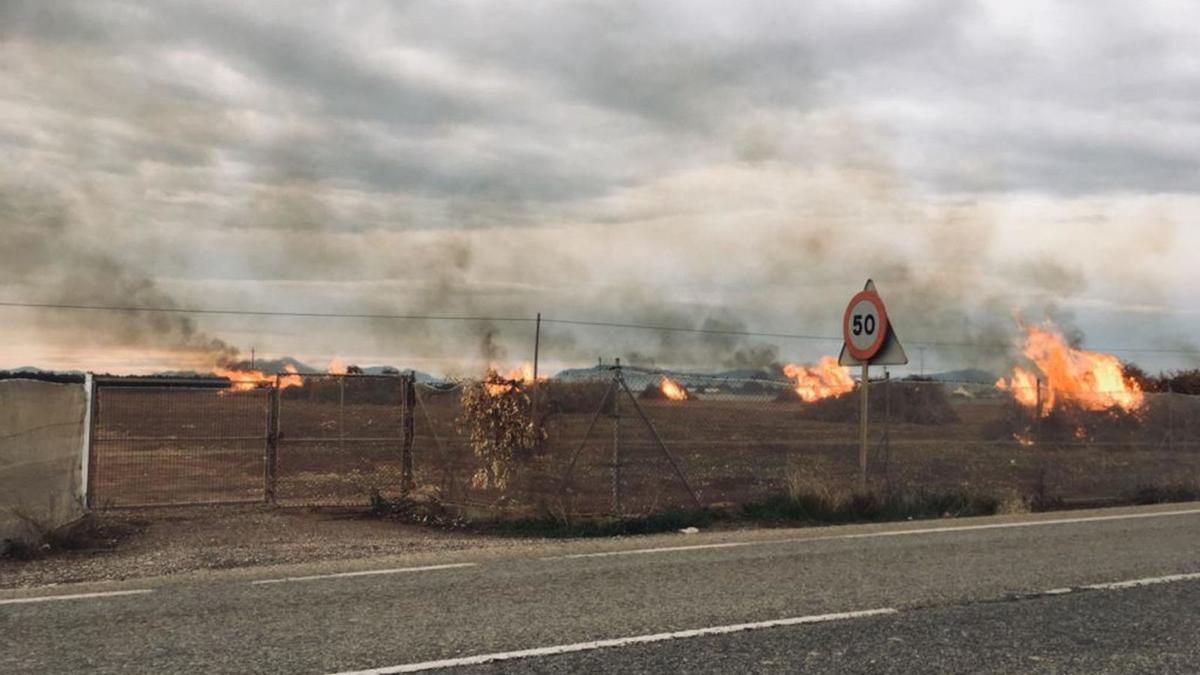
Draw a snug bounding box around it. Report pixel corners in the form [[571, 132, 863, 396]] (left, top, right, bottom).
[[0, 589, 154, 606], [542, 507, 1200, 560], [329, 608, 898, 674], [1081, 571, 1200, 591], [548, 541, 750, 560], [251, 562, 477, 585]]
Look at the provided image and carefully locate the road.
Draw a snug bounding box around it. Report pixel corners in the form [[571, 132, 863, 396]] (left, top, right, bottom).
[[3, 503, 1200, 674]]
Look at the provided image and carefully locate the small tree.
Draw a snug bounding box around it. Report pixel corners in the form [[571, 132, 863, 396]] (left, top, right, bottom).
[[456, 370, 545, 491]]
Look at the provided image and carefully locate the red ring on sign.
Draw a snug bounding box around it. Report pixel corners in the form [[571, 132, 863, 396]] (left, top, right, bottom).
[[843, 291, 889, 361]]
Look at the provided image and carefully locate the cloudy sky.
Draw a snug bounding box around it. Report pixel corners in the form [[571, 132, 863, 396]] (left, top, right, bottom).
[[2, 0, 1199, 375]]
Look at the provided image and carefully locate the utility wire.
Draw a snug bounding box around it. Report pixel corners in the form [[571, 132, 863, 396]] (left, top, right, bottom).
[[0, 299, 1195, 355], [0, 301, 535, 324]]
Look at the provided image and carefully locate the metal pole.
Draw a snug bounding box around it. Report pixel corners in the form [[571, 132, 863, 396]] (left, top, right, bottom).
[[85, 374, 99, 510], [612, 365, 622, 515], [265, 376, 279, 504], [339, 375, 346, 456], [883, 370, 891, 494], [532, 312, 541, 415], [401, 373, 415, 492], [1034, 377, 1044, 506], [1166, 381, 1174, 451], [859, 362, 869, 492]]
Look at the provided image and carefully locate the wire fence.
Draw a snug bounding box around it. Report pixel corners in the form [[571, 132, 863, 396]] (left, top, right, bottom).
[[87, 369, 1200, 514], [90, 382, 268, 507], [413, 369, 1200, 516]]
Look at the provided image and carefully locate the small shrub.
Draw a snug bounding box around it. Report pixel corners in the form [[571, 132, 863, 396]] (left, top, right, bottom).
[[456, 370, 546, 491]]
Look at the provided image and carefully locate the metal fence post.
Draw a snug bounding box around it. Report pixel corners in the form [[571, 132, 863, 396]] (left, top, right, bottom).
[[401, 373, 416, 492], [85, 374, 99, 510], [611, 365, 622, 515], [264, 377, 280, 504], [1166, 381, 1174, 452]]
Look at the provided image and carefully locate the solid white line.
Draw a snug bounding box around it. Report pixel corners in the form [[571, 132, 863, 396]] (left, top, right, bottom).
[[1081, 571, 1200, 591], [0, 589, 154, 606], [329, 607, 897, 674], [543, 507, 1200, 560], [251, 563, 477, 585]]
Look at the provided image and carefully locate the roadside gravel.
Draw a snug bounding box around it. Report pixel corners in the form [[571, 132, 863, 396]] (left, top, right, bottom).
[[0, 505, 534, 589]]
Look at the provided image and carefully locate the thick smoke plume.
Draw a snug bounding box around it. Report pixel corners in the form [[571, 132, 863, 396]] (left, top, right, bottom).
[[0, 184, 240, 368]]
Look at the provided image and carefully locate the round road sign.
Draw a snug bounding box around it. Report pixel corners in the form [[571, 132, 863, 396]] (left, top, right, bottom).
[[843, 291, 889, 361]]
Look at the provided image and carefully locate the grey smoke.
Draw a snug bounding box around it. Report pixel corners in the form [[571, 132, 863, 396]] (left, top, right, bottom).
[[0, 184, 240, 366]]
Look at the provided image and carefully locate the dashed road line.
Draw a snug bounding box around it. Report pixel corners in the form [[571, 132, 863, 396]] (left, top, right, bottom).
[[1081, 571, 1200, 591], [250, 563, 478, 585], [0, 589, 155, 606]]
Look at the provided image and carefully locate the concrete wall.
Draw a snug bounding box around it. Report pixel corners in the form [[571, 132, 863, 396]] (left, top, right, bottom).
[[0, 378, 89, 544]]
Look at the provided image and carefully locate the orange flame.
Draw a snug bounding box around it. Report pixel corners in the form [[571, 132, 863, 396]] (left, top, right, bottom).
[[279, 364, 303, 389], [483, 363, 540, 396], [328, 357, 348, 375], [212, 366, 266, 392], [659, 376, 688, 401], [782, 356, 855, 402], [213, 363, 303, 392], [996, 322, 1144, 415]]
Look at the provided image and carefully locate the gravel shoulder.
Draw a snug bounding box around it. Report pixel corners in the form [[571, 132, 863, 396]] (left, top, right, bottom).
[[0, 505, 534, 589]]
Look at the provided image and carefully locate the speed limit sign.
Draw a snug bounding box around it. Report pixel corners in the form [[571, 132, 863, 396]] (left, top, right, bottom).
[[843, 290, 889, 361]]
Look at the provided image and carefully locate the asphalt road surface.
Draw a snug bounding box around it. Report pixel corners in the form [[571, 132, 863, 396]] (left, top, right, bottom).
[[4, 503, 1200, 674]]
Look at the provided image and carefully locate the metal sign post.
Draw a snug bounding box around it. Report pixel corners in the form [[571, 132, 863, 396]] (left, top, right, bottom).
[[839, 279, 907, 492], [859, 362, 869, 491]]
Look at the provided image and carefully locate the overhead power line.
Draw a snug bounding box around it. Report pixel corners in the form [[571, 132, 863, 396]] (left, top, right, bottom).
[[0, 299, 1195, 355]]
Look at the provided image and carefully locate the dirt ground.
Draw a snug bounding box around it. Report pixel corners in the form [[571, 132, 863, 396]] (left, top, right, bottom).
[[87, 383, 1200, 515], [0, 505, 534, 590]]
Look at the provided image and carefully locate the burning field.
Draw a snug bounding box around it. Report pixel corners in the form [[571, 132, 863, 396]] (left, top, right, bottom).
[[85, 319, 1200, 516], [996, 322, 1145, 416], [989, 322, 1155, 445]]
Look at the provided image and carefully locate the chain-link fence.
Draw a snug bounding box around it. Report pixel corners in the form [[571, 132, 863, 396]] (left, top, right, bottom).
[[414, 369, 1200, 516], [88, 369, 1200, 514]]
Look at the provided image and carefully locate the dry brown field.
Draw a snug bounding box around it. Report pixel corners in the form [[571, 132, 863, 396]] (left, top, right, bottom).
[[91, 383, 1200, 514]]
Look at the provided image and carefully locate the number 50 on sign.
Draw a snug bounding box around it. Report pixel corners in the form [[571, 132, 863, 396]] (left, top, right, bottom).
[[842, 291, 889, 362]]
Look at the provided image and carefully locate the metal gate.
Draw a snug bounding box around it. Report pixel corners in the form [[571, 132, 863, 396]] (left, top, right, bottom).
[[89, 377, 269, 508], [88, 375, 417, 508]]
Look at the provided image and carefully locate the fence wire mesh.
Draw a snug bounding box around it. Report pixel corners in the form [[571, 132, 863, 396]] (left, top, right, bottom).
[[275, 375, 408, 506], [89, 369, 1200, 514], [91, 384, 267, 507]]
